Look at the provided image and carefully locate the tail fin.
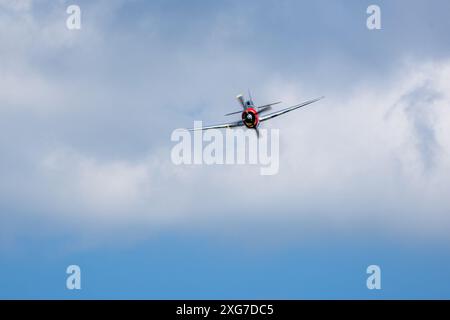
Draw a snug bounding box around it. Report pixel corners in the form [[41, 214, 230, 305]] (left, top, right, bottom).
[[248, 89, 254, 105]]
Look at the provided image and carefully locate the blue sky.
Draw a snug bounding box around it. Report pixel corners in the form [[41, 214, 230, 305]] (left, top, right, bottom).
[[1, 0, 450, 299]]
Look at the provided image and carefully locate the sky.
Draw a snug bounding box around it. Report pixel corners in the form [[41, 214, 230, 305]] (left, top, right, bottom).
[[1, 0, 450, 299]]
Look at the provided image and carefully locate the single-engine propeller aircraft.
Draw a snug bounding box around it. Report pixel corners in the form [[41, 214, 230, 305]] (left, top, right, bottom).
[[188, 92, 324, 137]]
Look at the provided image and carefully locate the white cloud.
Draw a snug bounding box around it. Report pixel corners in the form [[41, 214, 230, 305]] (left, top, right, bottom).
[[12, 59, 445, 245], [42, 149, 151, 215], [1, 1, 450, 248], [0, 0, 33, 12]]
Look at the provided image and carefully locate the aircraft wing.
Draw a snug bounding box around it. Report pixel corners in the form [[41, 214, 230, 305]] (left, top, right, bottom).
[[188, 120, 244, 131], [259, 96, 324, 122]]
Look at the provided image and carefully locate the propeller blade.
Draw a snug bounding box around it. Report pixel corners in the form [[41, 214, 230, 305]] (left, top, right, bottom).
[[254, 127, 260, 138], [236, 94, 245, 108]]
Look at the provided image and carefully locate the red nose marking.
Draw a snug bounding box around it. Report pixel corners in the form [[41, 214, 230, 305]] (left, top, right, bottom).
[[242, 107, 259, 128]]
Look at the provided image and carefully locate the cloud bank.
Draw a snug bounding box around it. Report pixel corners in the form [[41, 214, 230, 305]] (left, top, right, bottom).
[[1, 0, 450, 249]]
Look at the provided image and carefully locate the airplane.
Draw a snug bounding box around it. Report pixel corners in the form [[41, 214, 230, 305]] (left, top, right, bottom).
[[189, 91, 324, 137]]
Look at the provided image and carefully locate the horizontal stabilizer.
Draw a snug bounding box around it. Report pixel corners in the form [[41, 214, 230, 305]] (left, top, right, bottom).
[[225, 110, 243, 116], [257, 101, 282, 109]]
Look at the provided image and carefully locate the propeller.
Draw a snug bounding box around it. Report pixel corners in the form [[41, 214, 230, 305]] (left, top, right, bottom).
[[236, 94, 245, 108]]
